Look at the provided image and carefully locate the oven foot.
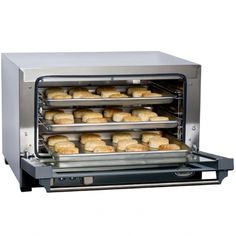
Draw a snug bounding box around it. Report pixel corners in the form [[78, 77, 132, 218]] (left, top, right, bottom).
[[4, 159, 9, 165], [20, 186, 32, 192]]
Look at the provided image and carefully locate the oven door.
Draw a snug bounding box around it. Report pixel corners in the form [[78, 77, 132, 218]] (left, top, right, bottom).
[[21, 150, 233, 192]]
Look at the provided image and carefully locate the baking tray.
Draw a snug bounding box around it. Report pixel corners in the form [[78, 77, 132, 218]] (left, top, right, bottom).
[[42, 132, 190, 167], [42, 85, 176, 107], [40, 108, 179, 132]]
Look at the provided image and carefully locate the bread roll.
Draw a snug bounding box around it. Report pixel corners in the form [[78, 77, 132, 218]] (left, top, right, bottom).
[[54, 141, 75, 152], [131, 108, 153, 116], [69, 87, 88, 95], [137, 112, 157, 121], [56, 147, 79, 154], [52, 94, 72, 99], [84, 140, 106, 151], [53, 113, 74, 124], [142, 132, 162, 143], [127, 87, 148, 95], [123, 116, 142, 122], [101, 91, 120, 98], [117, 139, 138, 151], [47, 135, 69, 146], [159, 144, 180, 150], [74, 109, 93, 119], [96, 86, 116, 95], [149, 116, 169, 121], [93, 145, 115, 153], [104, 108, 123, 118], [109, 93, 128, 98], [44, 110, 64, 120], [80, 133, 101, 144], [132, 90, 151, 97], [113, 112, 131, 122], [47, 91, 70, 99], [86, 118, 107, 123], [149, 137, 169, 149], [112, 133, 132, 144], [73, 91, 100, 99], [126, 144, 148, 152], [142, 92, 162, 97], [82, 112, 103, 122], [45, 88, 64, 96]]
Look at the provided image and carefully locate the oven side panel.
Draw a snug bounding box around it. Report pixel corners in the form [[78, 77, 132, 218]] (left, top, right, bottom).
[[1, 54, 21, 181]]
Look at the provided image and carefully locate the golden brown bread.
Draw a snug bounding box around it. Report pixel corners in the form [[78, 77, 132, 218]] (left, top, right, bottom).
[[123, 116, 142, 122], [93, 145, 115, 153], [73, 91, 100, 99], [112, 133, 132, 144], [80, 133, 101, 144], [69, 87, 89, 95], [112, 112, 131, 122], [45, 88, 64, 96], [82, 112, 103, 122], [109, 93, 128, 98], [142, 92, 162, 97], [104, 108, 123, 118], [149, 137, 169, 149], [127, 87, 148, 95], [158, 144, 180, 150], [56, 147, 79, 154], [86, 118, 107, 123], [96, 86, 116, 95], [131, 108, 154, 116], [44, 110, 64, 120], [137, 112, 158, 121], [54, 141, 75, 152], [47, 91, 70, 99], [126, 144, 148, 152], [132, 90, 151, 97], [141, 132, 162, 143], [53, 113, 74, 124], [74, 109, 93, 119], [149, 116, 169, 121], [84, 140, 106, 151], [47, 135, 69, 146], [101, 91, 120, 98], [117, 139, 138, 151]]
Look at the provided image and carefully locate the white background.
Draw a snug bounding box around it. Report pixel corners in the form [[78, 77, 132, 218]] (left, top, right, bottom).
[[0, 0, 235, 235]]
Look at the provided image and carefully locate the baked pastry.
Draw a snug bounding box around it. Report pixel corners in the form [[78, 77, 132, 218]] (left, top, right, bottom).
[[117, 139, 138, 151], [131, 108, 153, 116], [69, 87, 89, 95], [80, 133, 101, 144], [47, 91, 70, 99], [104, 108, 123, 119], [51, 94, 72, 99], [53, 113, 74, 124], [96, 86, 116, 95], [74, 109, 93, 119], [86, 118, 107, 123], [132, 90, 151, 97], [82, 112, 103, 122], [123, 116, 142, 122], [56, 147, 79, 154], [109, 93, 128, 98], [113, 112, 131, 122], [73, 91, 100, 99], [112, 133, 132, 144], [126, 144, 148, 152], [149, 116, 169, 121], [45, 88, 64, 96], [137, 112, 158, 121], [142, 92, 162, 97], [159, 144, 180, 150], [84, 140, 106, 151], [142, 132, 162, 143], [127, 87, 148, 95], [93, 145, 115, 153], [101, 91, 120, 98], [149, 137, 169, 149], [54, 141, 75, 152], [44, 110, 64, 120], [47, 135, 69, 146]]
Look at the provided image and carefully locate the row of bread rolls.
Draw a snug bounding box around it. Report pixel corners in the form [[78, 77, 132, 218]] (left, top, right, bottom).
[[45, 86, 162, 100], [46, 131, 180, 154], [44, 107, 169, 124]]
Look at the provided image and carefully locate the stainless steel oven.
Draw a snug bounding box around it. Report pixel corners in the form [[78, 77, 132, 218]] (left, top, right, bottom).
[[1, 51, 234, 192]]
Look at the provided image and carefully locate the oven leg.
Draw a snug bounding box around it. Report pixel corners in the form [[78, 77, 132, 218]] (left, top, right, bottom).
[[20, 186, 32, 192], [4, 158, 9, 165]]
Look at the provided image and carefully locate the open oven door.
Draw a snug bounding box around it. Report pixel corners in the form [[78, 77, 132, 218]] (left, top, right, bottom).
[[20, 150, 233, 192]]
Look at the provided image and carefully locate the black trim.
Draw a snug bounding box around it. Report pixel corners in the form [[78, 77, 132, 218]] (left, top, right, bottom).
[[34, 73, 187, 159]]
